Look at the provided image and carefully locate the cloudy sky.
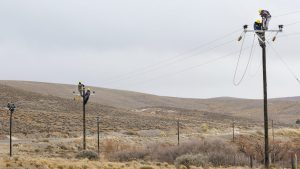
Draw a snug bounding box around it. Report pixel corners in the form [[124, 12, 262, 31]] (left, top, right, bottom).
[[1, 0, 300, 99]]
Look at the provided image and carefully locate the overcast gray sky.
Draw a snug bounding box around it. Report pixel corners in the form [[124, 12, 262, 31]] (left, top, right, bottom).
[[1, 0, 300, 99]]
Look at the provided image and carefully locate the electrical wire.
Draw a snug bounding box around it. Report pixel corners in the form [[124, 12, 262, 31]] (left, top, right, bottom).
[[233, 34, 256, 86], [120, 41, 256, 89], [101, 12, 300, 88], [248, 34, 274, 78], [278, 31, 300, 38], [247, 39, 261, 77], [102, 17, 300, 87], [266, 40, 300, 84], [112, 34, 254, 88], [233, 34, 255, 86], [285, 20, 300, 27], [233, 34, 246, 86], [273, 10, 300, 18], [102, 38, 238, 86], [124, 48, 241, 88], [99, 28, 242, 85]]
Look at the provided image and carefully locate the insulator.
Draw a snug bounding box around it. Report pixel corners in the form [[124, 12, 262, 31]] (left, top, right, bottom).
[[238, 36, 242, 41]]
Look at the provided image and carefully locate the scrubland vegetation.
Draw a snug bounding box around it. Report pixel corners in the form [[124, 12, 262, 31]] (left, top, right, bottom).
[[1, 83, 300, 168]]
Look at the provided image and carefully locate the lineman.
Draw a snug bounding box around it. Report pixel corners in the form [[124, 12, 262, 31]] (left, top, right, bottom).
[[259, 9, 271, 30], [254, 19, 265, 47], [84, 88, 91, 105], [78, 82, 84, 97]]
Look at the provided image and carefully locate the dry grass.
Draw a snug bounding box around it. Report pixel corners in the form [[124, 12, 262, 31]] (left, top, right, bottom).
[[275, 128, 300, 137], [0, 156, 176, 169], [0, 156, 257, 169]]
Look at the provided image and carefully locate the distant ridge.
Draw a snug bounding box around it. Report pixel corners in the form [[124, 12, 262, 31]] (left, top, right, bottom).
[[0, 80, 299, 124]]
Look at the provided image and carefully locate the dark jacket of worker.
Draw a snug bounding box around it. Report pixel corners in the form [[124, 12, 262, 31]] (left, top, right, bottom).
[[84, 89, 90, 105]]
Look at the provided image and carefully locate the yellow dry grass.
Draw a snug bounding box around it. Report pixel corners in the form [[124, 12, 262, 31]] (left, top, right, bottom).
[[0, 156, 174, 169], [0, 156, 254, 169], [275, 128, 300, 137]]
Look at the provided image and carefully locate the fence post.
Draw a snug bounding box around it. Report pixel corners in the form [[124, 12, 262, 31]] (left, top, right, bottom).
[[295, 154, 298, 169], [234, 154, 236, 166], [250, 155, 253, 168], [269, 153, 272, 165], [291, 153, 296, 169]]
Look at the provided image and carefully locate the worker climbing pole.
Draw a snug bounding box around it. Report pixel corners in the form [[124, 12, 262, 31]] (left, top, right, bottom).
[[73, 82, 95, 150]]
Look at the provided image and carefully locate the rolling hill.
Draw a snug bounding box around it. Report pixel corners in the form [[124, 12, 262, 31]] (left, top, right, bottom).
[[0, 80, 299, 124]]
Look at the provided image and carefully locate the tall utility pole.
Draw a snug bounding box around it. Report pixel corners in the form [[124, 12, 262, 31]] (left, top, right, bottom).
[[82, 87, 86, 150], [232, 120, 235, 142], [74, 82, 95, 150], [7, 103, 16, 157], [177, 118, 180, 146], [239, 21, 283, 168], [262, 31, 269, 168], [96, 116, 100, 155], [272, 120, 274, 142], [272, 119, 275, 163]]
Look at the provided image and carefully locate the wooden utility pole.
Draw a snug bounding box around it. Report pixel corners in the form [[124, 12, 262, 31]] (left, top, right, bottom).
[[177, 118, 180, 146], [272, 120, 274, 142], [9, 110, 12, 157], [7, 103, 16, 157], [261, 36, 270, 167], [82, 87, 86, 150], [239, 22, 283, 169], [97, 117, 100, 155], [232, 120, 235, 142]]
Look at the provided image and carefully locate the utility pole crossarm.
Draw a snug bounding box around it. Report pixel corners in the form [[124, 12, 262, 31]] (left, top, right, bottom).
[[238, 25, 283, 43], [244, 30, 283, 33]]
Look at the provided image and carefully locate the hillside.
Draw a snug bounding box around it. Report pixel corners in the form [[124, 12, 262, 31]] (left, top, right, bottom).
[[1, 83, 256, 139], [0, 80, 299, 124]]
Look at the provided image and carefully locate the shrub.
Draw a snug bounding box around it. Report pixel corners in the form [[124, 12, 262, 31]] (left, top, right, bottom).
[[207, 152, 249, 167], [109, 138, 250, 167], [174, 154, 208, 169], [140, 166, 154, 169], [150, 138, 240, 164], [76, 150, 98, 160], [111, 149, 148, 162], [296, 119, 300, 124]]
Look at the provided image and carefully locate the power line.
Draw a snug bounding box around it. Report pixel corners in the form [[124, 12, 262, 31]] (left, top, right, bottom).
[[266, 40, 300, 83], [99, 28, 242, 85], [278, 31, 300, 38], [120, 47, 250, 88], [233, 34, 246, 86], [248, 38, 260, 77], [285, 20, 300, 27], [273, 9, 300, 18], [233, 34, 256, 86], [103, 38, 238, 86], [100, 17, 300, 87]]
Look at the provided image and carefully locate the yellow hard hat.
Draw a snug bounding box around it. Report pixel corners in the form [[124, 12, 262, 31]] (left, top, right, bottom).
[[87, 88, 91, 91], [258, 9, 263, 13], [256, 19, 261, 23]]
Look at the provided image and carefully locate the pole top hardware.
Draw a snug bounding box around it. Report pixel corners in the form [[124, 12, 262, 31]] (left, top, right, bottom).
[[7, 103, 16, 113], [279, 25, 283, 31]]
